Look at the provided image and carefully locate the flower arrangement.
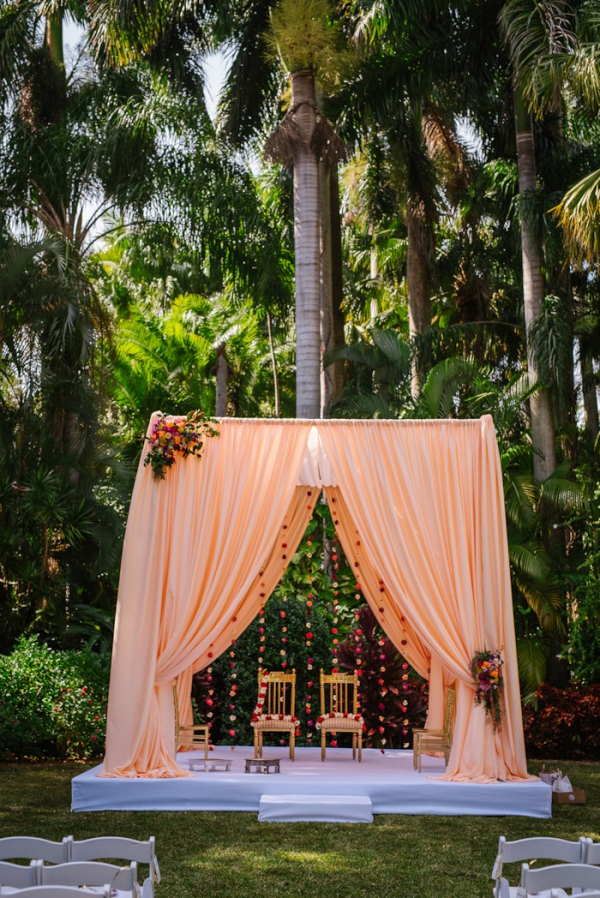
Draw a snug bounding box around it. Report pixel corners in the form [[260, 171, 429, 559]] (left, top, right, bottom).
[[471, 649, 504, 730], [144, 410, 219, 481], [250, 671, 299, 727]]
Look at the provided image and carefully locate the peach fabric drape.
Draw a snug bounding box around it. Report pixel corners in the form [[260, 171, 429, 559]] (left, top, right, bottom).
[[103, 418, 313, 777], [175, 486, 318, 738], [318, 416, 528, 782]]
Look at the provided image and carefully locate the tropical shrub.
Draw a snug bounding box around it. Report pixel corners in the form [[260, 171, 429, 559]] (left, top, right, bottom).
[[0, 636, 109, 760], [522, 683, 600, 760]]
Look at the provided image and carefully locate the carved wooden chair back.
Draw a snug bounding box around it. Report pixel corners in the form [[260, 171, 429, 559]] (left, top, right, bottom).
[[319, 670, 359, 716], [258, 669, 296, 717]]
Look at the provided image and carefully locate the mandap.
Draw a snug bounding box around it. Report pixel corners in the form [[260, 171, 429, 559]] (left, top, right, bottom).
[[103, 414, 530, 783]]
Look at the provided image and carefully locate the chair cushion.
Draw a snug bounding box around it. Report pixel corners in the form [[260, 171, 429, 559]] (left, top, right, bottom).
[[252, 715, 298, 730], [316, 712, 364, 731]]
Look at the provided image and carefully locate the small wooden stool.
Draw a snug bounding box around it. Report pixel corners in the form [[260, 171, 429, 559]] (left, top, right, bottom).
[[245, 758, 281, 774], [189, 758, 232, 772]]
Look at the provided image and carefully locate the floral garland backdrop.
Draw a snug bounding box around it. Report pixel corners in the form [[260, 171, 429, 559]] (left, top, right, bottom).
[[192, 504, 427, 749]]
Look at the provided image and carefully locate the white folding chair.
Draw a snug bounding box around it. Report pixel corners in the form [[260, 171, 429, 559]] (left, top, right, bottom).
[[519, 862, 600, 897], [10, 888, 110, 897], [0, 858, 39, 890], [66, 837, 160, 896], [492, 836, 589, 897], [40, 861, 140, 897]]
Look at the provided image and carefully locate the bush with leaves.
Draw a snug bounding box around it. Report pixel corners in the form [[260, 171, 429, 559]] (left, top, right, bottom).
[[562, 477, 600, 685], [0, 636, 109, 760], [522, 683, 600, 760], [335, 606, 427, 749]]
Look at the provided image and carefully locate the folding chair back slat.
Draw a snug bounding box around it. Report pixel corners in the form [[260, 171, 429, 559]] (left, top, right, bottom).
[[67, 836, 159, 884], [520, 862, 600, 894], [8, 887, 110, 897], [0, 859, 38, 888], [40, 860, 137, 893], [0, 837, 68, 864]]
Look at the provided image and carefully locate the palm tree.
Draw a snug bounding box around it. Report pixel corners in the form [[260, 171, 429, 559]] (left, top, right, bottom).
[[497, 0, 600, 480], [264, 0, 349, 417], [338, 0, 471, 397]]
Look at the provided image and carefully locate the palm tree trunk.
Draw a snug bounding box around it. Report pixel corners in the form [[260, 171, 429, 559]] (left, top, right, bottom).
[[330, 168, 346, 404], [266, 312, 281, 417], [406, 203, 432, 399], [370, 229, 379, 322], [291, 70, 321, 419], [581, 346, 599, 438], [320, 161, 334, 416], [514, 87, 557, 481], [215, 343, 228, 416]]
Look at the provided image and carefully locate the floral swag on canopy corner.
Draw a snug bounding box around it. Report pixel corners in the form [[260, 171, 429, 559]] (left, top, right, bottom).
[[144, 410, 219, 480], [471, 649, 504, 731]]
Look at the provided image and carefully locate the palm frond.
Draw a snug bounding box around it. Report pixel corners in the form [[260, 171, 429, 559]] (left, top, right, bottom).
[[516, 633, 549, 704]]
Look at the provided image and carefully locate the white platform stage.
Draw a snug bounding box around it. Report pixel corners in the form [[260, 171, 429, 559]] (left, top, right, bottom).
[[72, 747, 552, 819]]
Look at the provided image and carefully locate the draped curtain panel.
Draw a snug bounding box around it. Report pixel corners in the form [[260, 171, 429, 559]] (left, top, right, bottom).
[[103, 418, 314, 777], [103, 414, 528, 783], [318, 416, 527, 782]]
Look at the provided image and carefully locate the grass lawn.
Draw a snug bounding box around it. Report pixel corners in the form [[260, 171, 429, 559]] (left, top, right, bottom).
[[0, 760, 599, 898]]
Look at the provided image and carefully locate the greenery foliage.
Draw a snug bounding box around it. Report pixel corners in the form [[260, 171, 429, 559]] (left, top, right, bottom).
[[0, 636, 109, 760], [523, 684, 600, 760], [1, 0, 600, 756]]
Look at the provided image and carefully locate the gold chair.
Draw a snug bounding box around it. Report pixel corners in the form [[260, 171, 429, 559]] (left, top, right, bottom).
[[173, 682, 209, 759], [319, 669, 363, 762], [412, 686, 456, 772], [252, 669, 297, 760]]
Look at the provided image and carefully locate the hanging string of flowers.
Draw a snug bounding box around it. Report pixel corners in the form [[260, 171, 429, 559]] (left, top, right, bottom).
[[228, 639, 237, 741], [144, 410, 219, 480], [471, 649, 504, 730]]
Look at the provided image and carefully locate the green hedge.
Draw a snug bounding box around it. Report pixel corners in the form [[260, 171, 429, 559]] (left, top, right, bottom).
[[0, 636, 109, 760]]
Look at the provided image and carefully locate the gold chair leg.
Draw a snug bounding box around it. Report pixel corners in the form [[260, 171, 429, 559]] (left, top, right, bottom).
[[352, 733, 356, 760], [290, 730, 295, 761], [321, 730, 326, 761], [254, 729, 259, 759]]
